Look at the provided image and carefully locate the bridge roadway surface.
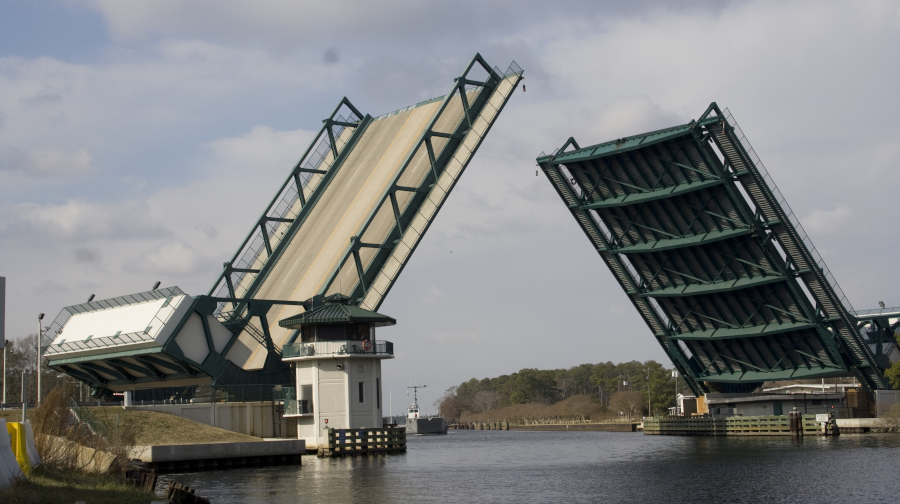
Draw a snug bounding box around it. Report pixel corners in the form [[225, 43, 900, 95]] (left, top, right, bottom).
[[229, 91, 474, 370]]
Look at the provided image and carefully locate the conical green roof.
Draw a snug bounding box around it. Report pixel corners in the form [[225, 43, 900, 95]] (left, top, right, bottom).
[[278, 293, 396, 328]]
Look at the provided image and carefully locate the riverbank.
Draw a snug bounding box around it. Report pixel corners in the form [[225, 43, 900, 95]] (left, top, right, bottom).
[[0, 464, 154, 504]]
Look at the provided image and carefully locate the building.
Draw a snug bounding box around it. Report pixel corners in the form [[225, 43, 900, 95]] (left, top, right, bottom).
[[701, 388, 870, 418], [669, 393, 698, 417], [278, 294, 395, 448]]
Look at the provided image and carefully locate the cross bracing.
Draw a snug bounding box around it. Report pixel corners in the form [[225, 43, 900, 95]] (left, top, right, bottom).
[[538, 103, 893, 397]]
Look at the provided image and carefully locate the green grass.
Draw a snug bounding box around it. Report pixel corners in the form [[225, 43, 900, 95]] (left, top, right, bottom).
[[0, 465, 155, 504], [2, 405, 261, 445], [89, 407, 262, 446]]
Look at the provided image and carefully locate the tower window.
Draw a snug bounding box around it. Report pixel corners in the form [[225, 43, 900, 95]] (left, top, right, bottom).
[[358, 382, 365, 403]]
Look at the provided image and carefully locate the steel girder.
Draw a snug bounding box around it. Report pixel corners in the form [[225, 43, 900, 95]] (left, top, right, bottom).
[[537, 103, 889, 398]]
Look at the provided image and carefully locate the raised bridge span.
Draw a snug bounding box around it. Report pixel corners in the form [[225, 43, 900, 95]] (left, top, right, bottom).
[[537, 103, 898, 398], [42, 54, 524, 399]]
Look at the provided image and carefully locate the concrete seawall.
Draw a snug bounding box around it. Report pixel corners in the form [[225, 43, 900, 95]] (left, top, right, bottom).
[[134, 439, 305, 472], [510, 423, 638, 432]]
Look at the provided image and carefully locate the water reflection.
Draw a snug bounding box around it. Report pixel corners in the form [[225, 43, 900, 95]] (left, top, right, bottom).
[[157, 431, 900, 503]]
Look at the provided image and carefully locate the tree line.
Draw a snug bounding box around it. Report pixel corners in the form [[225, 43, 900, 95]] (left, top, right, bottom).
[[436, 360, 689, 422]]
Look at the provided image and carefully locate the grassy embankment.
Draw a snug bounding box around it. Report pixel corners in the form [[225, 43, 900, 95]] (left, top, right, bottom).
[[0, 398, 262, 503], [0, 407, 260, 445]]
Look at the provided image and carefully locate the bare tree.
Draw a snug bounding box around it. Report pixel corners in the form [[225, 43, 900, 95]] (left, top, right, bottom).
[[473, 389, 499, 413], [556, 375, 576, 400], [435, 386, 462, 421], [609, 391, 644, 421]]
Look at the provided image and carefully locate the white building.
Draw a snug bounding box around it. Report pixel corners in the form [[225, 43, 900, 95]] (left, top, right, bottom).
[[278, 294, 394, 448]]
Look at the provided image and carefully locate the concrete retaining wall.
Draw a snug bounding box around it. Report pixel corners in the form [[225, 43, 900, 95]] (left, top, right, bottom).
[[133, 439, 305, 463]]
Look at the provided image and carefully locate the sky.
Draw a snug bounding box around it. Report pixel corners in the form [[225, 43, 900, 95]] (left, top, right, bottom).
[[1, 0, 899, 409]]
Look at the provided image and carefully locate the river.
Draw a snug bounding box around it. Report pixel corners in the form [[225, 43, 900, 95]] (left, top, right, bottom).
[[157, 430, 900, 503]]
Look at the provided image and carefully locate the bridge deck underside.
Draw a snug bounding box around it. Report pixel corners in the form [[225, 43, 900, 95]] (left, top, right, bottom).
[[539, 111, 886, 394]]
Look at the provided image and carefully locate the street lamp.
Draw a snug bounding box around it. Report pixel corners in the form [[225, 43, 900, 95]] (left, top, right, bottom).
[[37, 313, 44, 403]]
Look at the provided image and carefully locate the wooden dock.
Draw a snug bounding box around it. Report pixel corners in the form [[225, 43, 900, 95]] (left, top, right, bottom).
[[317, 427, 406, 458], [510, 423, 638, 432], [642, 414, 839, 436]]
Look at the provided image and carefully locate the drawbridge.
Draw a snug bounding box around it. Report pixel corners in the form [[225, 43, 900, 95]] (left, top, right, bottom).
[[538, 103, 898, 398], [42, 54, 524, 400]]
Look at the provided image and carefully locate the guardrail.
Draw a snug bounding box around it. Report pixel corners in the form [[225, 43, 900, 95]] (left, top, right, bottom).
[[282, 340, 393, 359], [284, 399, 313, 416]]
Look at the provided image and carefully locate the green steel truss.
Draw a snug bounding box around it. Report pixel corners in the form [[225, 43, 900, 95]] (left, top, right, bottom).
[[537, 103, 890, 397], [208, 97, 369, 310], [318, 55, 524, 310]]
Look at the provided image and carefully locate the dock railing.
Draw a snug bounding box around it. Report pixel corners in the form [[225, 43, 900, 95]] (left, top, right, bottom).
[[319, 426, 406, 457], [643, 414, 837, 436]]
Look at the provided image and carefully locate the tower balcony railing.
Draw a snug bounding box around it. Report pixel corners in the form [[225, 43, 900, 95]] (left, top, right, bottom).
[[282, 340, 394, 360], [284, 399, 313, 416]]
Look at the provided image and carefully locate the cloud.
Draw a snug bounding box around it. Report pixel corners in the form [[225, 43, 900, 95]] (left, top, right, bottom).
[[0, 145, 94, 176], [2, 0, 900, 401], [124, 240, 207, 275], [73, 247, 102, 266], [801, 205, 854, 236], [0, 199, 169, 241], [200, 125, 315, 175]]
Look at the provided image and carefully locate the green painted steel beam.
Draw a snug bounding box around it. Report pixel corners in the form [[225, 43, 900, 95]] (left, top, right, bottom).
[[576, 178, 725, 210], [47, 346, 167, 366], [638, 274, 787, 298], [670, 321, 816, 341], [537, 117, 721, 165], [612, 227, 751, 254], [702, 367, 850, 382]]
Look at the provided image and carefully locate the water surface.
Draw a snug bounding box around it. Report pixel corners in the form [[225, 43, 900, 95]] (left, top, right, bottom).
[[157, 430, 900, 503]]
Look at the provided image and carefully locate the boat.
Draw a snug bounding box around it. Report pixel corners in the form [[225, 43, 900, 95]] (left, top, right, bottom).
[[405, 385, 448, 435]]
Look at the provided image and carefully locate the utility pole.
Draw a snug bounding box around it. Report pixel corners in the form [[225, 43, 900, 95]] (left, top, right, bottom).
[[2, 341, 9, 405], [37, 313, 44, 403], [21, 370, 27, 422]]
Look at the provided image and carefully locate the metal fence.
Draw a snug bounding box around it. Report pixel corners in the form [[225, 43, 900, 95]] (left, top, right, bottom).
[[130, 384, 290, 404], [69, 397, 109, 437]]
